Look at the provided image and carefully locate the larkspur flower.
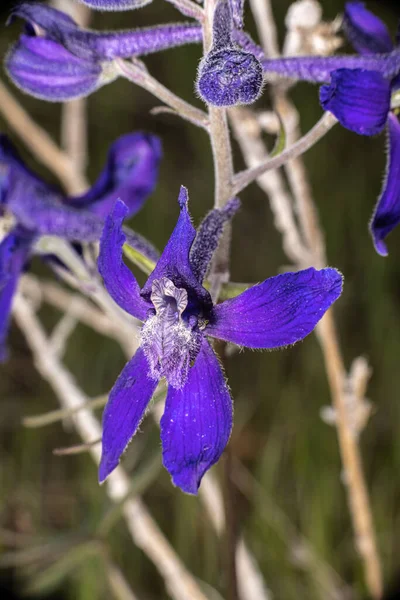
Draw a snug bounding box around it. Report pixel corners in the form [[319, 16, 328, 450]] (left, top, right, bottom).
[[6, 3, 202, 101], [98, 188, 343, 494], [343, 2, 400, 255], [0, 132, 161, 360], [197, 0, 263, 107]]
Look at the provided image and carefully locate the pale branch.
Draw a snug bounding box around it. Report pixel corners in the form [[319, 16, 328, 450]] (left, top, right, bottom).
[[232, 111, 337, 196], [54, 0, 91, 175], [0, 79, 87, 195], [164, 0, 205, 22], [247, 1, 382, 596], [116, 59, 209, 131], [229, 107, 312, 267]]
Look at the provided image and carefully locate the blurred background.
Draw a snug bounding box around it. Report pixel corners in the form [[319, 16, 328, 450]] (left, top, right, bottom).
[[1, 0, 400, 598]]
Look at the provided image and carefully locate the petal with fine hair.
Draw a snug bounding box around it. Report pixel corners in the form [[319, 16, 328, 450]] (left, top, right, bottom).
[[160, 338, 232, 494], [99, 347, 158, 483], [7, 177, 106, 241], [9, 4, 202, 61], [98, 200, 149, 320], [6, 35, 104, 102], [343, 2, 393, 55], [0, 227, 35, 361], [68, 133, 162, 219], [370, 113, 400, 256], [141, 187, 212, 311], [79, 0, 152, 10], [206, 267, 343, 348], [319, 68, 391, 135]]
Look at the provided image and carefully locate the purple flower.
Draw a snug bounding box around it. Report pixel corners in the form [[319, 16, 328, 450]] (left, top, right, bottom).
[[78, 0, 152, 10], [341, 2, 400, 255], [319, 67, 391, 135], [98, 188, 343, 494], [0, 132, 161, 359], [197, 0, 263, 107], [6, 3, 202, 101]]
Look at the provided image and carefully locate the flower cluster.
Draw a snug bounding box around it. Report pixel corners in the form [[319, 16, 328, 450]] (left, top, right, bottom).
[[11, 0, 396, 494]]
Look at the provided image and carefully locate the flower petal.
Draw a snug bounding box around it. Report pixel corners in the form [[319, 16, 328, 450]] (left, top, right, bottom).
[[8, 177, 106, 241], [141, 187, 212, 311], [98, 200, 148, 320], [6, 35, 105, 101], [80, 0, 153, 11], [68, 133, 162, 219], [320, 68, 391, 135], [160, 338, 232, 494], [370, 113, 400, 256], [343, 2, 393, 55], [0, 227, 35, 361], [10, 4, 202, 61], [99, 347, 157, 483], [0, 135, 44, 207], [206, 267, 343, 348]]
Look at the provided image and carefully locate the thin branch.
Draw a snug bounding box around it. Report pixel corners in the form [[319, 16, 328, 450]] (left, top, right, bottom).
[[164, 0, 204, 22], [229, 107, 312, 266], [55, 0, 91, 175], [0, 79, 87, 195], [246, 1, 383, 596], [116, 59, 209, 131], [232, 111, 337, 196], [13, 295, 209, 600]]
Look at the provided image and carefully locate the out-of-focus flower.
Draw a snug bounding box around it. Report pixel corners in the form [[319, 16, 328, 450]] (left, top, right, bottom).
[[197, 0, 263, 107], [343, 2, 400, 255], [0, 132, 161, 359], [78, 0, 152, 10], [98, 188, 343, 494], [6, 3, 202, 100]]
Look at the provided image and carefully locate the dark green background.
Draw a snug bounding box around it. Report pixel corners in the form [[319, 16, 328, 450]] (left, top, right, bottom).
[[1, 1, 400, 598]]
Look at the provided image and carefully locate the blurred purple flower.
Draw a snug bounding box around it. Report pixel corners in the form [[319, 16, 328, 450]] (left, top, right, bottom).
[[78, 0, 152, 10], [343, 2, 400, 255], [0, 132, 161, 359], [197, 0, 263, 107], [98, 188, 343, 494], [6, 3, 202, 101]]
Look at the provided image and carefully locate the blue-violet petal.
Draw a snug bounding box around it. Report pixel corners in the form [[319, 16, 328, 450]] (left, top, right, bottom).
[[98, 200, 149, 321], [160, 337, 232, 494], [370, 113, 400, 256], [343, 2, 393, 55], [99, 347, 158, 483], [319, 68, 391, 135], [206, 267, 343, 348]]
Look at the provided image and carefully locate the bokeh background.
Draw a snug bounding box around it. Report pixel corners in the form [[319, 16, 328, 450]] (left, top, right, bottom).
[[1, 0, 400, 598]]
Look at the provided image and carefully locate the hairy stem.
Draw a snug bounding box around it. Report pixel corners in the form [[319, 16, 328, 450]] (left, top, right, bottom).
[[116, 59, 209, 131]]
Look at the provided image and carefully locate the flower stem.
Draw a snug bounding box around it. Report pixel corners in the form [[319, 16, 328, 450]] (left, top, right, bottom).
[[116, 59, 209, 131], [232, 111, 337, 196]]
